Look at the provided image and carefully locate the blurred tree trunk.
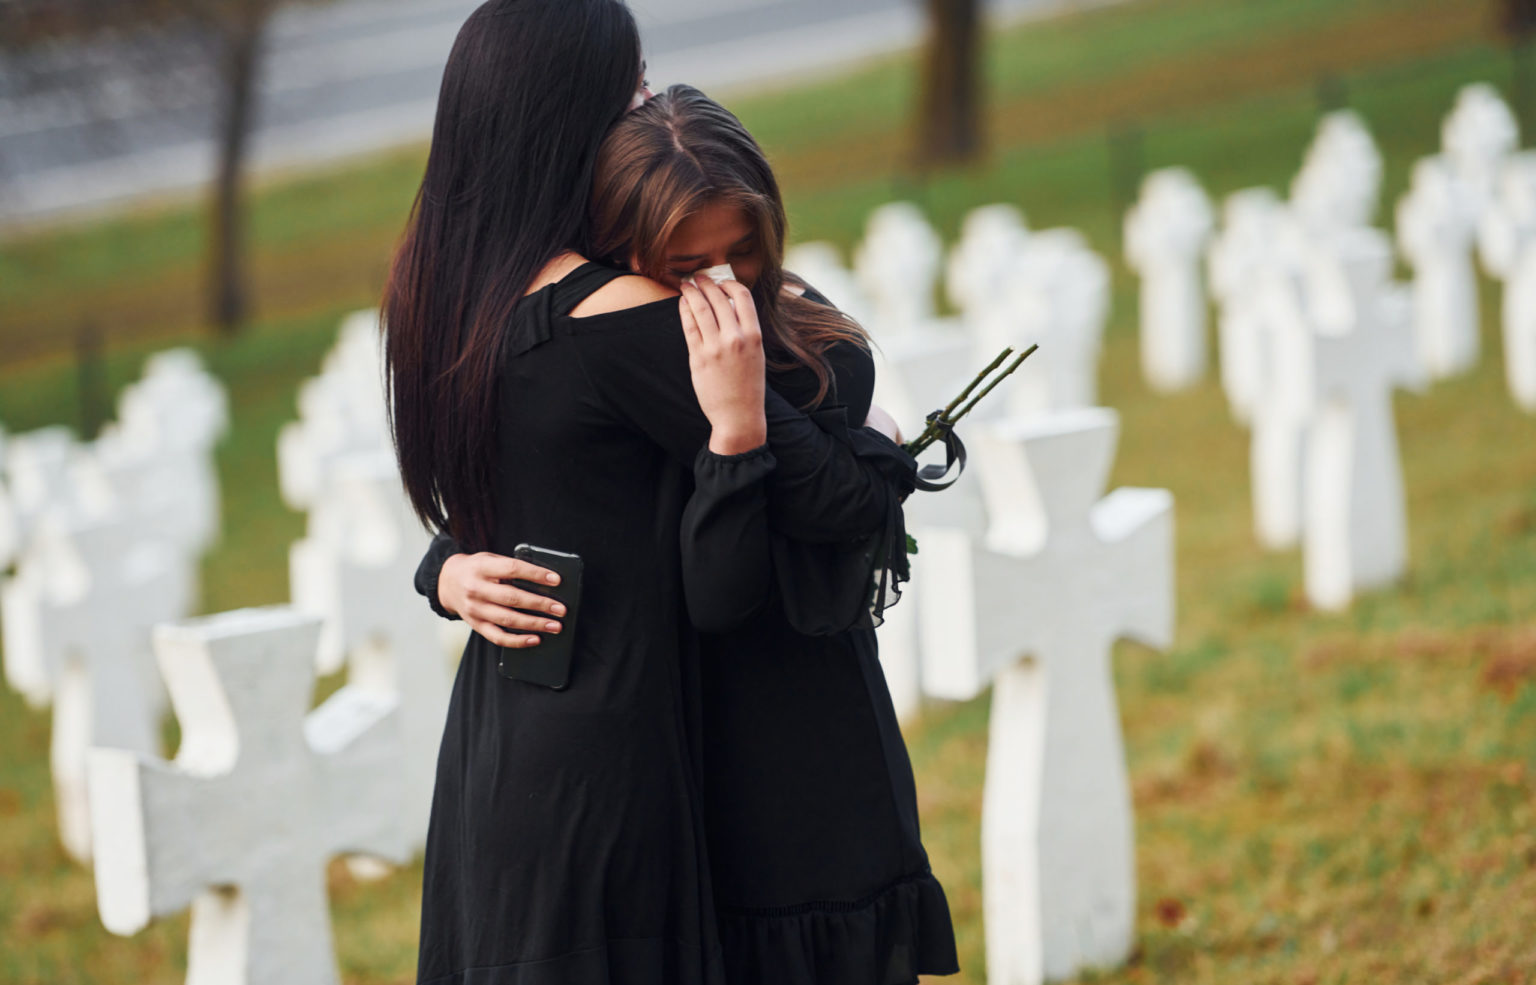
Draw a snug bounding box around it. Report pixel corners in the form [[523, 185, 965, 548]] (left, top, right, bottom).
[[918, 0, 982, 169], [4, 0, 293, 338], [1501, 0, 1536, 36], [207, 1, 266, 335]]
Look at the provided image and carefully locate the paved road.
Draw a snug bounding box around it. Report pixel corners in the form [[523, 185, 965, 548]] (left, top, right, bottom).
[[0, 0, 1085, 228]]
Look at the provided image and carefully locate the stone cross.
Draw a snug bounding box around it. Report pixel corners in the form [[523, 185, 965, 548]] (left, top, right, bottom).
[[0, 429, 16, 571], [108, 349, 229, 556], [854, 202, 944, 338], [1, 426, 110, 562], [1396, 154, 1482, 379], [1442, 82, 1520, 224], [974, 228, 1108, 418], [89, 607, 410, 985], [292, 451, 453, 850], [783, 241, 875, 329], [1290, 110, 1383, 234], [2, 512, 191, 861], [1479, 154, 1536, 413], [1245, 232, 1319, 553], [868, 323, 983, 723], [1302, 230, 1424, 611], [277, 313, 391, 516], [1208, 187, 1291, 425], [1124, 168, 1215, 392], [281, 314, 397, 669], [946, 204, 1030, 316], [919, 408, 1175, 985]]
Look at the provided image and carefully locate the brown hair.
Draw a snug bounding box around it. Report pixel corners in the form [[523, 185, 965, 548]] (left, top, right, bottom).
[[589, 84, 868, 406]]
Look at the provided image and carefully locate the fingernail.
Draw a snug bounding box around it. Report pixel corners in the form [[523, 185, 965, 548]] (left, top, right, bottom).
[[551, 603, 567, 616], [524, 636, 541, 646], [546, 621, 561, 633], [546, 572, 560, 585]]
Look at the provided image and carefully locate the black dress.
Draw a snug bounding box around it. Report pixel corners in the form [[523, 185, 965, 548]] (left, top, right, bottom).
[[414, 264, 922, 985], [692, 338, 958, 985]]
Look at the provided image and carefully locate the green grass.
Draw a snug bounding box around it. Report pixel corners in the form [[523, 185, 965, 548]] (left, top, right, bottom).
[[4, 0, 1536, 982]]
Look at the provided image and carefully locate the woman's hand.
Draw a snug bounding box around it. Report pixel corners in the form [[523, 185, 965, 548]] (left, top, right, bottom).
[[864, 403, 903, 445], [439, 552, 567, 649], [679, 278, 767, 455]]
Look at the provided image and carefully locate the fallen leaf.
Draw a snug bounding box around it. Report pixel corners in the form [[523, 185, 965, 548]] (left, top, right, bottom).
[[1154, 897, 1186, 928]]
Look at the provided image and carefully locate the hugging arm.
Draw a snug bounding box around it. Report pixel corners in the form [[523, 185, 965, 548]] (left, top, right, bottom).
[[572, 297, 895, 543], [416, 294, 895, 636]]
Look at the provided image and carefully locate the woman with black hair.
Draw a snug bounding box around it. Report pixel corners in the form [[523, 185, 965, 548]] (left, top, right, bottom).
[[385, 3, 937, 984], [408, 70, 960, 985]]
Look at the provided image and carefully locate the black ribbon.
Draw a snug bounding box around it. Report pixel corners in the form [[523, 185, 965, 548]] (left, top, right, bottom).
[[911, 410, 967, 492]]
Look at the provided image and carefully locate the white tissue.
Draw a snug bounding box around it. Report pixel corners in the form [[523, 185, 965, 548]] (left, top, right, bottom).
[[691, 264, 737, 287]]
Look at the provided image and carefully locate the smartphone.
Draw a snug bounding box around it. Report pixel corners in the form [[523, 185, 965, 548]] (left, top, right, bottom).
[[496, 544, 583, 690]]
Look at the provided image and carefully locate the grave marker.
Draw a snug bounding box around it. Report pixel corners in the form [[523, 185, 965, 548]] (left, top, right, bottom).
[[920, 408, 1175, 985], [854, 202, 944, 338], [89, 607, 409, 985], [1209, 188, 1290, 424], [2, 513, 190, 861], [296, 452, 453, 849], [1303, 231, 1423, 610], [1479, 153, 1536, 412], [1397, 155, 1482, 379], [974, 229, 1108, 418], [1124, 168, 1215, 392], [946, 204, 1030, 315], [1443, 82, 1521, 224], [1291, 110, 1383, 234]]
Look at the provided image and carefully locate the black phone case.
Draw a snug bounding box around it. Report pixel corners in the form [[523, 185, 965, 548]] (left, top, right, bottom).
[[496, 544, 583, 690]]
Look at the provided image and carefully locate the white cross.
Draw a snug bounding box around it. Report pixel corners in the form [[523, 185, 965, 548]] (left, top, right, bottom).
[[1, 426, 110, 562], [293, 451, 454, 851], [1302, 230, 1424, 610], [783, 241, 875, 329], [1478, 153, 1536, 414], [854, 202, 944, 339], [946, 204, 1030, 315], [919, 407, 1174, 985], [1291, 110, 1384, 234], [1442, 83, 1520, 224], [1208, 187, 1290, 425], [1246, 220, 1323, 552], [277, 311, 391, 514], [869, 323, 985, 723], [89, 606, 410, 985], [1, 512, 191, 861], [974, 228, 1108, 418], [1124, 168, 1215, 392], [0, 427, 16, 570], [1396, 154, 1482, 379], [109, 349, 229, 556]]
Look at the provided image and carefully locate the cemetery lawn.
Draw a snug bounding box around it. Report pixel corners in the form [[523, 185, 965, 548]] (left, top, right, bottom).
[[2, 0, 1536, 981]]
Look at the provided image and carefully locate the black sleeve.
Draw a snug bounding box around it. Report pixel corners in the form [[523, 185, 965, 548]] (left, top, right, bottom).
[[415, 530, 467, 621], [571, 305, 894, 543], [412, 305, 894, 631], [679, 444, 777, 632]]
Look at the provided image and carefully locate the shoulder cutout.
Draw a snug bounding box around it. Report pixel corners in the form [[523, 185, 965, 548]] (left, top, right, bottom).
[[569, 275, 680, 318], [525, 253, 588, 296]]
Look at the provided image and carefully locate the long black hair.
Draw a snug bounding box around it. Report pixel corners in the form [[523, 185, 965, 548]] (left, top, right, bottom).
[[384, 0, 642, 548]]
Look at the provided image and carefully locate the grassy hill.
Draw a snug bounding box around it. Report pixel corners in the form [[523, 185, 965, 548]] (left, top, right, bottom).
[[3, 0, 1536, 981]]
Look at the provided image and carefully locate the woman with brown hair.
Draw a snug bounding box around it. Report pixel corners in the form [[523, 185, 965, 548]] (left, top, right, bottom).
[[418, 85, 959, 985]]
